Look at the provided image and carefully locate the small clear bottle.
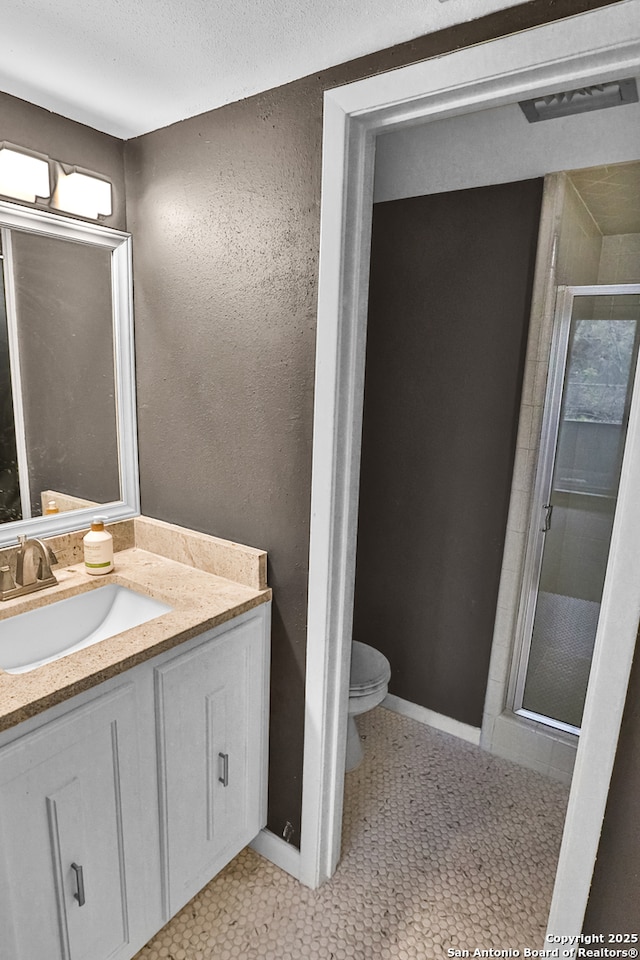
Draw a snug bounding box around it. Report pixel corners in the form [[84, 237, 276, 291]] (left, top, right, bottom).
[[83, 518, 114, 575]]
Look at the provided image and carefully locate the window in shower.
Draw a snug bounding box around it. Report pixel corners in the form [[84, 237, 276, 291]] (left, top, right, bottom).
[[513, 284, 640, 734]]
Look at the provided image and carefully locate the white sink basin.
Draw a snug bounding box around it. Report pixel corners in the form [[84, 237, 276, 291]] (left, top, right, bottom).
[[0, 584, 172, 674]]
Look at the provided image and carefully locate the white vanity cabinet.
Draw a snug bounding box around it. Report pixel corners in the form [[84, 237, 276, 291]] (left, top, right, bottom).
[[154, 610, 270, 918], [0, 601, 270, 960], [0, 684, 146, 960]]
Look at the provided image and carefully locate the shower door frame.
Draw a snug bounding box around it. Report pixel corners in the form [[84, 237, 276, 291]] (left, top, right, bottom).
[[511, 283, 640, 735]]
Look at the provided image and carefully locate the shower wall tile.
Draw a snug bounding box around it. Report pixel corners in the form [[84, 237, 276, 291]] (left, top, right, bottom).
[[534, 359, 550, 407], [493, 715, 553, 766], [556, 177, 602, 286], [509, 718, 554, 764], [484, 678, 506, 720], [520, 360, 536, 408], [515, 403, 535, 451], [532, 287, 555, 364], [501, 529, 526, 574], [547, 765, 573, 787], [505, 487, 530, 535], [488, 628, 515, 686], [495, 566, 520, 613], [569, 162, 640, 236], [486, 604, 518, 695], [491, 716, 531, 760], [537, 311, 556, 363], [529, 403, 546, 451], [550, 736, 578, 774], [598, 234, 640, 283], [481, 711, 496, 747], [512, 448, 537, 494], [488, 712, 577, 783], [527, 757, 559, 777], [492, 603, 517, 648]]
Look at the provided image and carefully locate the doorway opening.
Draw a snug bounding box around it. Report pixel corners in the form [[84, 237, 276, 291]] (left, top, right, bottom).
[[301, 2, 640, 939]]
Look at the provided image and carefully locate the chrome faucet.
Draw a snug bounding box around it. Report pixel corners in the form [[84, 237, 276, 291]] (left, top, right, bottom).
[[0, 536, 59, 601]]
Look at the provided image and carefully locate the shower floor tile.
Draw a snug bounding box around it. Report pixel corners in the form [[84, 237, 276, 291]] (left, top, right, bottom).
[[135, 706, 569, 960]]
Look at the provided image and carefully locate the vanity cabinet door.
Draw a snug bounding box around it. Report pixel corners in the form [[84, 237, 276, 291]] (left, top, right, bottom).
[[0, 685, 144, 960], [155, 607, 269, 918]]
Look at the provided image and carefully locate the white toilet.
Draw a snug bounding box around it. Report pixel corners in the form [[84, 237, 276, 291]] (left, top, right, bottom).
[[346, 641, 392, 771]]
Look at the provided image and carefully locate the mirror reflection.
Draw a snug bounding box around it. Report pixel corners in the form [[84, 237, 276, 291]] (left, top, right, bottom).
[[1, 231, 120, 522], [0, 201, 139, 544]]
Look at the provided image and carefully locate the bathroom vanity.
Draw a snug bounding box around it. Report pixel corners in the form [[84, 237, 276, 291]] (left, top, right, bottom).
[[0, 518, 271, 960]]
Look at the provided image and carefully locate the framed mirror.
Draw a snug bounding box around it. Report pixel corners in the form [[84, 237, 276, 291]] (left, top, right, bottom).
[[0, 199, 139, 546]]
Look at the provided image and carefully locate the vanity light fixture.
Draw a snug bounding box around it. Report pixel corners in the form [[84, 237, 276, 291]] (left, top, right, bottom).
[[53, 168, 112, 219], [0, 144, 50, 203]]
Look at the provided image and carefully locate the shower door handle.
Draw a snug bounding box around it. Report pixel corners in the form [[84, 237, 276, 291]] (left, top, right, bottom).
[[542, 503, 553, 532]]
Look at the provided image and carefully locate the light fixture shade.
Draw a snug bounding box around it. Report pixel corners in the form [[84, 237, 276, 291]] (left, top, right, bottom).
[[54, 170, 112, 218], [0, 146, 50, 202]]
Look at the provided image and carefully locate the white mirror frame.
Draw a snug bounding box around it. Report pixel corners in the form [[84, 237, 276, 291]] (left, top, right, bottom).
[[0, 198, 139, 546]]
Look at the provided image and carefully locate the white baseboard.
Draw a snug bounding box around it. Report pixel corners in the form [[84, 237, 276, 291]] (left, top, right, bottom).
[[382, 693, 481, 745], [250, 828, 302, 880]]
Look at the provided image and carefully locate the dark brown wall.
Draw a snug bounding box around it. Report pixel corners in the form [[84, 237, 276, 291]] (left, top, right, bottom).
[[352, 181, 542, 727], [124, 0, 623, 851], [0, 91, 126, 230]]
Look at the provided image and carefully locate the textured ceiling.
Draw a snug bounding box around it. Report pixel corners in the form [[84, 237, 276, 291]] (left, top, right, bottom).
[[570, 161, 640, 235], [0, 0, 524, 139]]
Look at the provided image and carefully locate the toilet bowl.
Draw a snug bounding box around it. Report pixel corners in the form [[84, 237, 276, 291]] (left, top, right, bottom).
[[346, 641, 391, 771]]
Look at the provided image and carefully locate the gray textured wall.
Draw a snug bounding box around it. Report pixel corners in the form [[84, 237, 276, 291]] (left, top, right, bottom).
[[124, 82, 320, 844], [124, 0, 621, 850]]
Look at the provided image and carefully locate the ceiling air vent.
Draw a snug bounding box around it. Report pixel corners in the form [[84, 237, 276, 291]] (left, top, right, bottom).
[[519, 78, 638, 122]]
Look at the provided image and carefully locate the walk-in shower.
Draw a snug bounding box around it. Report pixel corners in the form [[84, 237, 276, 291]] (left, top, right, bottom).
[[513, 283, 640, 734]]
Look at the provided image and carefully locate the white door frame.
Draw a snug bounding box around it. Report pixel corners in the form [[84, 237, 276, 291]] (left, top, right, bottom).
[[301, 1, 640, 938]]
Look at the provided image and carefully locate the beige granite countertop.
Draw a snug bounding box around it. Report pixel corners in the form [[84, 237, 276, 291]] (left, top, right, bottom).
[[0, 518, 271, 732]]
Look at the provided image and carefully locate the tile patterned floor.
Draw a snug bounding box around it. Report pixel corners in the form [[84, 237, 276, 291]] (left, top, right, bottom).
[[135, 707, 569, 960]]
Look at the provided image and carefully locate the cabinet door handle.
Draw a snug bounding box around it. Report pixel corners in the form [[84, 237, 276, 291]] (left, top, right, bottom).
[[71, 862, 85, 906], [218, 751, 229, 787]]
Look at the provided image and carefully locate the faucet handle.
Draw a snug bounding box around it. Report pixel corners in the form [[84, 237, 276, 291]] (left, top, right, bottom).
[[45, 544, 58, 565], [35, 540, 58, 581], [0, 566, 16, 593], [37, 549, 58, 581]]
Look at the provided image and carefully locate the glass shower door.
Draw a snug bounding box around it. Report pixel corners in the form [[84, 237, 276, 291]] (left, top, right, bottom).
[[514, 284, 640, 733]]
